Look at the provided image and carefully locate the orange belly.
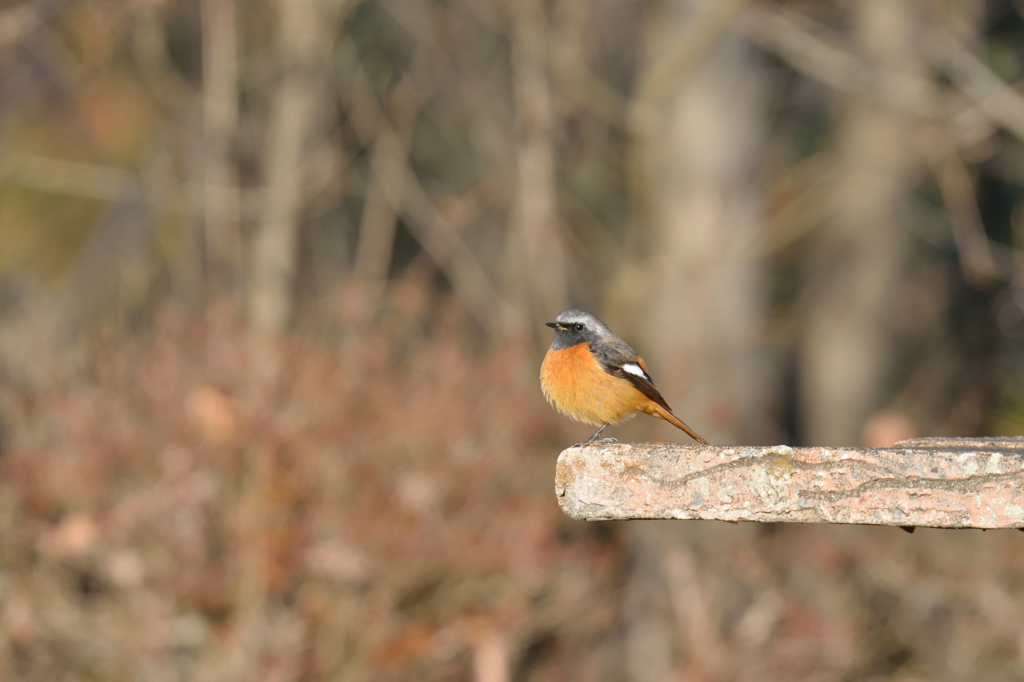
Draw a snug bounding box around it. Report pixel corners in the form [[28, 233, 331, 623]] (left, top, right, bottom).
[[540, 343, 646, 426]]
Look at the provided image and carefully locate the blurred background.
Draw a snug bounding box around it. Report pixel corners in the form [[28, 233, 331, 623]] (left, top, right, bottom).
[[1, 0, 1024, 679]]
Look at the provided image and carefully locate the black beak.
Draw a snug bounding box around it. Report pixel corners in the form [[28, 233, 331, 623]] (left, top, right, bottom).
[[546, 322, 560, 329]]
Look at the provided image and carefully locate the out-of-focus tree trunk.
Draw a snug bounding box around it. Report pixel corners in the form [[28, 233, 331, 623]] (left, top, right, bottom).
[[619, 0, 771, 678], [619, 0, 766, 448], [353, 128, 408, 312], [506, 0, 568, 339], [352, 72, 424, 316], [247, 0, 324, 334], [200, 0, 241, 293], [799, 0, 922, 446]]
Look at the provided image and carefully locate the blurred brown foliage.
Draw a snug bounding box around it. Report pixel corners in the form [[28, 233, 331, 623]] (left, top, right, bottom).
[[3, 0, 1024, 679], [3, 298, 1024, 680], [0, 294, 625, 680]]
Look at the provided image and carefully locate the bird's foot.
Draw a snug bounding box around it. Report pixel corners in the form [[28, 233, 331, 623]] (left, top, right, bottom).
[[571, 437, 618, 447]]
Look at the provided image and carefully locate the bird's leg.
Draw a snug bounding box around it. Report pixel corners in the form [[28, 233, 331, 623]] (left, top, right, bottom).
[[572, 425, 616, 447], [585, 424, 608, 443]]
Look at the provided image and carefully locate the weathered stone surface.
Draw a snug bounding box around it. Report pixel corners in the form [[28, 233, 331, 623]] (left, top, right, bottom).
[[554, 438, 1024, 528]]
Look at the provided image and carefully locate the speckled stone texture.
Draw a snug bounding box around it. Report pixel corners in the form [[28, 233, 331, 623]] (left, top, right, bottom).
[[555, 437, 1024, 528]]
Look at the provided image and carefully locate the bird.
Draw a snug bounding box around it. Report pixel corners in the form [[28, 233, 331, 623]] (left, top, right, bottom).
[[540, 309, 708, 445]]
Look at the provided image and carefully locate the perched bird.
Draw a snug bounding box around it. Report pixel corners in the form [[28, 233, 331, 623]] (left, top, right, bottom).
[[540, 309, 708, 444]]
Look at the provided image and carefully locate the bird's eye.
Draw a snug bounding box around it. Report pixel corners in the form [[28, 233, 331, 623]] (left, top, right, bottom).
[[574, 323, 585, 332]]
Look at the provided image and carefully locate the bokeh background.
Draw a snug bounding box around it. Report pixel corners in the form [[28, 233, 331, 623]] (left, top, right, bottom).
[[1, 0, 1024, 679]]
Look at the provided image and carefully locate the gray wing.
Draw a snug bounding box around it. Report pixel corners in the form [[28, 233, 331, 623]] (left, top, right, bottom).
[[591, 338, 673, 412]]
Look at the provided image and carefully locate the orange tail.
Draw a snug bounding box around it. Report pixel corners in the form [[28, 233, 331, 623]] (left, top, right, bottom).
[[648, 402, 709, 445]]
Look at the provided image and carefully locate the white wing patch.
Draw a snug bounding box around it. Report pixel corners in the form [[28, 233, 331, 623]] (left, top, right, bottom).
[[621, 363, 647, 378]]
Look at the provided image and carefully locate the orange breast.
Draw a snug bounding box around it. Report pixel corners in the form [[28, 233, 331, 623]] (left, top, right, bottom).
[[540, 343, 647, 426]]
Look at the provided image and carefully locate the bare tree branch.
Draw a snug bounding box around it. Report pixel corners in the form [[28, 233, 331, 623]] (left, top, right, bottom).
[[739, 5, 934, 117], [743, 5, 1024, 148], [920, 124, 999, 287], [371, 133, 517, 336], [632, 0, 748, 114], [351, 59, 433, 313], [926, 29, 1024, 144]]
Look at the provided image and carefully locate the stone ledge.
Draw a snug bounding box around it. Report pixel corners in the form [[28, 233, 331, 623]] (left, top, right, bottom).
[[555, 437, 1024, 529]]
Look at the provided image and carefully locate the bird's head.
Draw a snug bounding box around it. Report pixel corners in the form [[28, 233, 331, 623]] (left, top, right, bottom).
[[545, 309, 612, 349]]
